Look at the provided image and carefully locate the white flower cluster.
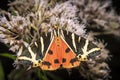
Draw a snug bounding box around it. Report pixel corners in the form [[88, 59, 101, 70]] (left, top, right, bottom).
[[48, 1, 86, 36], [0, 13, 29, 52]]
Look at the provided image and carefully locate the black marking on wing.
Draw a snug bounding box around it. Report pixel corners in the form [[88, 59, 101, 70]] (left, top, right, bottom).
[[70, 58, 79, 66], [62, 58, 66, 63], [54, 59, 59, 64], [60, 64, 63, 67], [87, 41, 98, 50], [65, 48, 70, 53], [62, 30, 75, 51], [88, 50, 101, 59], [62, 30, 85, 55], [53, 29, 59, 37], [39, 32, 52, 58], [48, 50, 53, 55], [42, 61, 51, 68], [87, 41, 101, 58], [75, 35, 86, 55]]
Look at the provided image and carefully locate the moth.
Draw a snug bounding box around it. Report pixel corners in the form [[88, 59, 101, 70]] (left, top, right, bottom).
[[18, 27, 101, 70]]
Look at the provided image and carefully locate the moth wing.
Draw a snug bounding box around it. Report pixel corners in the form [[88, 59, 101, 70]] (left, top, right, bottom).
[[40, 36, 61, 70], [62, 30, 101, 61], [60, 36, 80, 68]]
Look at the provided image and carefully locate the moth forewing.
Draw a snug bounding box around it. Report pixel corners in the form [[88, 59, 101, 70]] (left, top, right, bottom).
[[60, 35, 77, 56], [77, 38, 101, 61], [60, 29, 65, 39], [40, 36, 44, 55], [71, 33, 77, 52], [42, 35, 55, 60], [60, 35, 80, 68], [17, 47, 40, 68]]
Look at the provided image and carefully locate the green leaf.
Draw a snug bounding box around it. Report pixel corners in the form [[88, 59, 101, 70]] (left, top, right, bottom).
[[0, 53, 16, 60], [35, 69, 49, 80], [0, 61, 5, 80], [38, 72, 48, 80]]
